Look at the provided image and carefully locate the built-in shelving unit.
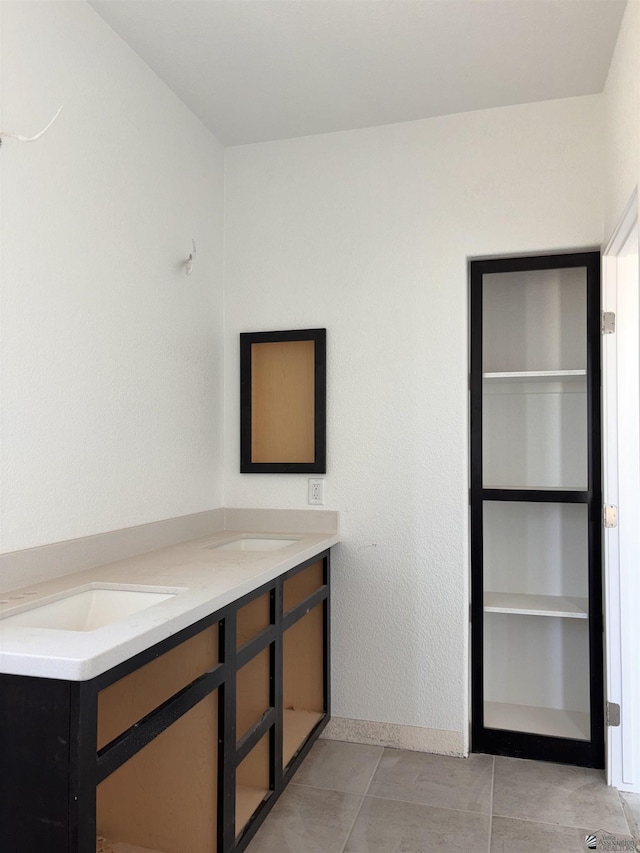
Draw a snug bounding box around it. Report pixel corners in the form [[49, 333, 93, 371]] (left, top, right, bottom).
[[470, 252, 603, 768]]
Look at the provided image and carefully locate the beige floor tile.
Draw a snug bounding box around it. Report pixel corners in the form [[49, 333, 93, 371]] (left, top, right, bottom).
[[245, 785, 363, 853], [367, 747, 493, 813], [291, 739, 384, 794], [620, 792, 640, 843], [491, 816, 592, 852], [493, 756, 628, 835], [344, 796, 490, 853]]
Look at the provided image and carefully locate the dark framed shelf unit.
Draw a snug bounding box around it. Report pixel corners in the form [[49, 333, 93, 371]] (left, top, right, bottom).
[[470, 251, 604, 768]]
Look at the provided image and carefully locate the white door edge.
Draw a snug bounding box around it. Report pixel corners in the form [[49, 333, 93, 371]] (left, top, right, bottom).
[[602, 187, 640, 792]]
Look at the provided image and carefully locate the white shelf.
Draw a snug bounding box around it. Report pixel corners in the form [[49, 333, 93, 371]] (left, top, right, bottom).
[[483, 484, 587, 492], [484, 701, 590, 741], [484, 591, 588, 619], [483, 370, 587, 383]]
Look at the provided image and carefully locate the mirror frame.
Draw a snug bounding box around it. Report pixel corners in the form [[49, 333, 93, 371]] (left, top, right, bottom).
[[240, 328, 326, 474]]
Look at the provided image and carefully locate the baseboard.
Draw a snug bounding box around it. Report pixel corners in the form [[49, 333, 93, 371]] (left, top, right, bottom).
[[321, 716, 466, 757]]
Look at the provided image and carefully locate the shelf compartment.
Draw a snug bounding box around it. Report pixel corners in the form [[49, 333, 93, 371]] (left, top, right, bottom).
[[283, 559, 324, 613], [96, 691, 217, 853], [483, 501, 588, 601], [484, 612, 590, 741], [484, 592, 587, 618], [481, 266, 587, 374], [236, 730, 271, 837], [97, 624, 218, 751], [236, 647, 271, 744], [282, 603, 325, 768], [482, 387, 588, 490], [237, 592, 271, 649], [283, 708, 324, 766], [484, 701, 590, 740]]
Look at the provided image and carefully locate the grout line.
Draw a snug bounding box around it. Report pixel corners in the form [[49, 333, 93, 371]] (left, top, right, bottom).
[[617, 790, 638, 841], [337, 746, 385, 853], [617, 791, 629, 836], [490, 810, 632, 835], [350, 791, 492, 817], [487, 756, 495, 853]]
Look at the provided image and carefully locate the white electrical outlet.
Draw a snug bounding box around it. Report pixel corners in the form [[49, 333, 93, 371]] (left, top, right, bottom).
[[308, 478, 324, 505]]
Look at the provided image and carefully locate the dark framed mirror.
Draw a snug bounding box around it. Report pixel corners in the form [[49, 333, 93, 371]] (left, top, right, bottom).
[[240, 329, 326, 473]]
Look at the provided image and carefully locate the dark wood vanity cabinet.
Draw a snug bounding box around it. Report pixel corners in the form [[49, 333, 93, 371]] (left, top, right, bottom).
[[0, 551, 331, 853]]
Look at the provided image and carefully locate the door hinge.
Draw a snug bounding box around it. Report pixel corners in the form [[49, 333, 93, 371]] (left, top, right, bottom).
[[604, 505, 618, 528], [606, 701, 621, 727], [602, 311, 616, 334]]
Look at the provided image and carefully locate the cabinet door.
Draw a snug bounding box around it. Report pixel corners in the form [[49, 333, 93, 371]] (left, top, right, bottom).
[[470, 252, 603, 768], [282, 560, 327, 770], [96, 624, 220, 853]]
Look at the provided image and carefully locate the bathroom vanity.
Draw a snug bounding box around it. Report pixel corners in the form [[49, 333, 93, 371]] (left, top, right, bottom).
[[0, 525, 337, 853]]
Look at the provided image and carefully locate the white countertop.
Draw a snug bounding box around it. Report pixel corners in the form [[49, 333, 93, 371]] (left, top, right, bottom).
[[0, 529, 339, 681]]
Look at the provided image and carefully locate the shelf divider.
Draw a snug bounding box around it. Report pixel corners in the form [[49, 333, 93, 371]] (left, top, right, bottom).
[[479, 487, 589, 503]]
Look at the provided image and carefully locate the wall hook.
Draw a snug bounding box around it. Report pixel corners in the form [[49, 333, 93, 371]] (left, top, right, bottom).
[[0, 105, 63, 148], [185, 239, 196, 276]]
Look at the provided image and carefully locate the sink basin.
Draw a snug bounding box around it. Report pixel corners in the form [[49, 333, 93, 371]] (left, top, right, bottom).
[[206, 536, 299, 552], [0, 587, 177, 632]]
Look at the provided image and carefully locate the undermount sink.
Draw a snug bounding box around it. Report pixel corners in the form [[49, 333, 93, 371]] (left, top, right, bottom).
[[206, 536, 299, 552], [0, 586, 179, 632]]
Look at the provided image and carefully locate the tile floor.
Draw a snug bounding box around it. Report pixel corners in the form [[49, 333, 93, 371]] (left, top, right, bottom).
[[245, 739, 640, 853]]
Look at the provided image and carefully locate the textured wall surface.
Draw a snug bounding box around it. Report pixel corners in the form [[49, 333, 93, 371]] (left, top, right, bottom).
[[224, 96, 604, 746], [0, 2, 225, 551], [603, 0, 640, 239]]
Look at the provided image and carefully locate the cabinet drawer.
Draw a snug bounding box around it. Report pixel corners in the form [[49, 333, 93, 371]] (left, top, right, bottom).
[[237, 591, 271, 648], [97, 623, 218, 750], [283, 559, 324, 613]]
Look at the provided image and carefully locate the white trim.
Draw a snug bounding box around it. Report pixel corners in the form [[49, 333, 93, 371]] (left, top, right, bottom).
[[603, 188, 640, 792]]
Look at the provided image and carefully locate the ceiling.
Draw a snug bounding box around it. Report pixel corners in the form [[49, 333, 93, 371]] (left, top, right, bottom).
[[89, 0, 627, 147]]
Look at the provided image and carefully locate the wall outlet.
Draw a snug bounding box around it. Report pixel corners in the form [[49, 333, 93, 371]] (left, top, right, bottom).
[[308, 478, 324, 505]]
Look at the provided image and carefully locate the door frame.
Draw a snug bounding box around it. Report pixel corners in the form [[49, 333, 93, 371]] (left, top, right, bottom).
[[602, 188, 640, 792]]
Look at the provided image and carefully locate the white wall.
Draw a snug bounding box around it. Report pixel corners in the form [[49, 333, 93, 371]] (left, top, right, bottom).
[[604, 0, 640, 240], [0, 1, 225, 552], [224, 96, 604, 750]]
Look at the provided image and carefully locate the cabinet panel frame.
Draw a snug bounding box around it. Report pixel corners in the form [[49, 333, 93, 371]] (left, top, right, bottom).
[[469, 251, 604, 768]]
